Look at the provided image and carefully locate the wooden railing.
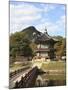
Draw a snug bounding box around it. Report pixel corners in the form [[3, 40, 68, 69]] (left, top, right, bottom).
[[10, 66, 30, 78], [13, 66, 45, 88], [35, 48, 56, 52]]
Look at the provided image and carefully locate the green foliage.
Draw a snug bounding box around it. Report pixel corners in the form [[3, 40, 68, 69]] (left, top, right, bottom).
[[54, 36, 66, 57], [10, 31, 34, 61], [10, 26, 40, 63]]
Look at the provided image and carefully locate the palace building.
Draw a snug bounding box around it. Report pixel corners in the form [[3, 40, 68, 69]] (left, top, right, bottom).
[[35, 28, 58, 60]]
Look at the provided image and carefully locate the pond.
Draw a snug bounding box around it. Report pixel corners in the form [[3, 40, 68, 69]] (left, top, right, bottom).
[[35, 73, 66, 87]]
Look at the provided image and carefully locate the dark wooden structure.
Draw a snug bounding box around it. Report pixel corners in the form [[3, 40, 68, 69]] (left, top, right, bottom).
[[14, 66, 45, 88], [35, 28, 58, 60]]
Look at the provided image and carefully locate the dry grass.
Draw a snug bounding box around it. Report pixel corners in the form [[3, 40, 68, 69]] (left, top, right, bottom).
[[41, 61, 66, 70]]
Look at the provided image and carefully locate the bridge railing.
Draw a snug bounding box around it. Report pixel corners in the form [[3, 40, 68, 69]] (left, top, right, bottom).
[[13, 66, 46, 88], [9, 66, 30, 78]]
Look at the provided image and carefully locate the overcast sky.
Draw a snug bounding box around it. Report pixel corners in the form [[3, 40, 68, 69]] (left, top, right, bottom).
[[10, 1, 66, 37]]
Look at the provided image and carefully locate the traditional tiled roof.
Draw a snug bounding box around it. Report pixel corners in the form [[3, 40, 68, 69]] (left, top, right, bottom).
[[35, 32, 57, 43], [37, 33, 51, 41]]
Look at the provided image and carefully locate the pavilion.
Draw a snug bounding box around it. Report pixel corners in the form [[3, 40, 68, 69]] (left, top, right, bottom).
[[35, 28, 58, 60]]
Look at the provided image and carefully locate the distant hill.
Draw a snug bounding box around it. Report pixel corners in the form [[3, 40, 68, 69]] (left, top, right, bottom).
[[21, 26, 41, 41], [10, 26, 42, 45]]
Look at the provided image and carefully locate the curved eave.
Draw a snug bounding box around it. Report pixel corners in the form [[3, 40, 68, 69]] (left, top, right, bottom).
[[35, 48, 56, 52]]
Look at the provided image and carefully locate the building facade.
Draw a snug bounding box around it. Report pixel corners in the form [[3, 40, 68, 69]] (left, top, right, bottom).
[[35, 29, 58, 60]]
